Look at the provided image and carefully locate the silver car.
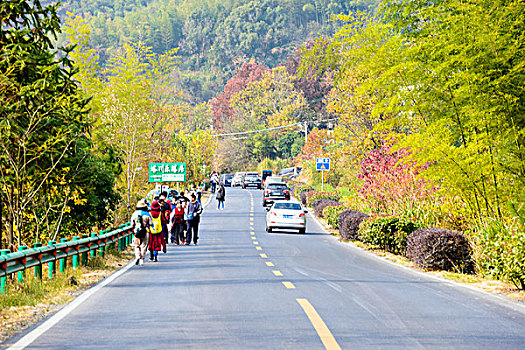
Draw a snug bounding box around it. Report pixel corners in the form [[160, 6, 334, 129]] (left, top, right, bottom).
[[265, 200, 307, 234], [231, 172, 246, 187]]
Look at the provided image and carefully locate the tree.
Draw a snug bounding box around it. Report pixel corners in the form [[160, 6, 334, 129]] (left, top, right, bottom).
[[0, 0, 90, 248]]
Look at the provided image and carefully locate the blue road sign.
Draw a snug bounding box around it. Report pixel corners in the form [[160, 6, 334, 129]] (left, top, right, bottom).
[[316, 158, 330, 171]]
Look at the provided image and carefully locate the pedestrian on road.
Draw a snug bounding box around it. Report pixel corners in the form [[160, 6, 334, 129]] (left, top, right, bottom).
[[148, 200, 167, 261], [216, 182, 226, 210], [130, 199, 152, 266], [158, 192, 171, 244], [196, 185, 203, 203], [169, 200, 185, 245], [210, 172, 219, 193], [185, 193, 203, 245]]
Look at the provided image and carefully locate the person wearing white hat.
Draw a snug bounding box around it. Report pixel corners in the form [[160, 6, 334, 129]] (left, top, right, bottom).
[[130, 199, 152, 266]]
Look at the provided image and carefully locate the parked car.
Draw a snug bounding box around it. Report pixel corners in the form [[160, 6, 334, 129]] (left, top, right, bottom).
[[265, 200, 307, 234], [260, 169, 272, 186], [242, 172, 262, 189], [264, 176, 283, 188], [262, 182, 290, 206], [220, 174, 234, 187], [232, 172, 246, 187]]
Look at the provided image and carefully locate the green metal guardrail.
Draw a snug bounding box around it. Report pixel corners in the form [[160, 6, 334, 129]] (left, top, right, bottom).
[[0, 222, 134, 294]]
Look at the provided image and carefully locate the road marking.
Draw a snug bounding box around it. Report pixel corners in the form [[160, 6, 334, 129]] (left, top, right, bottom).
[[272, 270, 283, 276], [283, 281, 296, 289], [297, 299, 342, 350], [251, 236, 256, 240], [250, 223, 254, 226], [7, 260, 137, 350], [256, 247, 262, 251], [260, 253, 267, 258], [265, 262, 275, 267], [253, 241, 259, 245], [250, 232, 255, 236]]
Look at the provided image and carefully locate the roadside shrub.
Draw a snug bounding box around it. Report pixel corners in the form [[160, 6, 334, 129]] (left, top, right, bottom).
[[305, 191, 340, 207], [338, 210, 369, 240], [293, 184, 313, 201], [313, 199, 342, 217], [407, 228, 474, 273], [323, 206, 347, 229], [358, 215, 421, 255], [471, 219, 525, 290], [299, 190, 313, 205]]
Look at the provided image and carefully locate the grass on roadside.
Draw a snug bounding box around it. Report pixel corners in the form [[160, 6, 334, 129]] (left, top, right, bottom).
[[0, 247, 133, 341]]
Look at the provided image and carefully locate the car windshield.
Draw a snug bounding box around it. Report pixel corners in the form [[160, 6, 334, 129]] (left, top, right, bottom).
[[224, 175, 233, 179], [247, 175, 258, 179], [268, 184, 287, 190], [273, 203, 302, 210]]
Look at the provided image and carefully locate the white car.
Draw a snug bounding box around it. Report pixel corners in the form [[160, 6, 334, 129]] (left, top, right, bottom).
[[231, 172, 246, 187], [265, 200, 307, 234]]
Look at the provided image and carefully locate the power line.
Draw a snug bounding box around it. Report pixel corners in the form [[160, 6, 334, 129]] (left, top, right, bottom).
[[212, 122, 301, 137]]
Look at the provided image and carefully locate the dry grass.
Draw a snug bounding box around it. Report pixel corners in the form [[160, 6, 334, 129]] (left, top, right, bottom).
[[0, 247, 133, 343]]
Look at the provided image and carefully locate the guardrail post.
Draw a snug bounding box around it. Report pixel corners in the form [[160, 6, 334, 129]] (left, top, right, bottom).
[[33, 243, 43, 280], [98, 230, 105, 258], [90, 233, 97, 259], [81, 234, 89, 265], [1, 249, 10, 294], [48, 241, 56, 278], [72, 237, 80, 269], [17, 246, 28, 283], [59, 238, 68, 273]]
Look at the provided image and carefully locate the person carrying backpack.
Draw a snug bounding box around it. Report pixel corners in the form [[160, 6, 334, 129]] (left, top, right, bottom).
[[130, 199, 152, 266], [148, 200, 167, 261], [216, 182, 226, 210], [158, 192, 171, 244], [185, 194, 203, 245], [169, 200, 185, 245]]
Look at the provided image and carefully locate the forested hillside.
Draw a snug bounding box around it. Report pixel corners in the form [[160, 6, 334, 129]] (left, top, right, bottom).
[[53, 0, 381, 101]]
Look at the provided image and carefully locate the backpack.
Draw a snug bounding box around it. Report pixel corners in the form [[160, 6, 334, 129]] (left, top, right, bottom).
[[134, 214, 147, 239], [151, 215, 163, 234]]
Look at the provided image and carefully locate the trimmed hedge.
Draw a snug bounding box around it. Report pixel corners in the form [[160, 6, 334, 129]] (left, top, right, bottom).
[[305, 191, 340, 207], [407, 228, 474, 273], [338, 210, 369, 241], [323, 206, 347, 229], [313, 199, 342, 217], [358, 215, 420, 255]]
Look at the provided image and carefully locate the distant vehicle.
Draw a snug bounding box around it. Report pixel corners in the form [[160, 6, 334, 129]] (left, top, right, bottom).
[[265, 200, 307, 234], [262, 182, 290, 206], [220, 174, 234, 187], [242, 172, 262, 189], [264, 176, 283, 188], [260, 170, 272, 186], [231, 172, 246, 187], [278, 166, 302, 178]]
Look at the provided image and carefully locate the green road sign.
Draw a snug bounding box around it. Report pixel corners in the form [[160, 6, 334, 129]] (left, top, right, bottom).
[[149, 163, 186, 183]]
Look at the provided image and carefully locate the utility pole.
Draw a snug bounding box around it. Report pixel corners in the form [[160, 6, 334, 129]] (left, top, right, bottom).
[[304, 121, 308, 145]]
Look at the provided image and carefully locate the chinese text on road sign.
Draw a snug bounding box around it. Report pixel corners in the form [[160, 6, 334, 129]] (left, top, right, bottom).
[[316, 158, 330, 171], [149, 163, 186, 183]]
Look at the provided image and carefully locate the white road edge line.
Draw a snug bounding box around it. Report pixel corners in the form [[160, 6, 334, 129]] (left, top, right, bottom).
[[307, 210, 525, 314], [7, 259, 136, 350]]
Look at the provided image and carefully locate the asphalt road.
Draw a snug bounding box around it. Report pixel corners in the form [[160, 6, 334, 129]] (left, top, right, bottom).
[[6, 188, 525, 349]]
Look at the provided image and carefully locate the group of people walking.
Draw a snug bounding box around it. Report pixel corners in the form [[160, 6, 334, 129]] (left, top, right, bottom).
[[130, 191, 203, 266]]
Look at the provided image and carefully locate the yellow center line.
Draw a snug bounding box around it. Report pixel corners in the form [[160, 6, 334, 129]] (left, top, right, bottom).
[[250, 232, 255, 236], [253, 241, 259, 245], [282, 281, 296, 289], [260, 253, 267, 258], [256, 247, 262, 251], [251, 236, 256, 240], [265, 262, 274, 267], [272, 270, 283, 276], [297, 299, 342, 350]]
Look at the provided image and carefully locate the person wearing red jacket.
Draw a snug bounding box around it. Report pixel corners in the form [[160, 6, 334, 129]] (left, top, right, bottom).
[[169, 200, 185, 245], [148, 200, 167, 262]]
